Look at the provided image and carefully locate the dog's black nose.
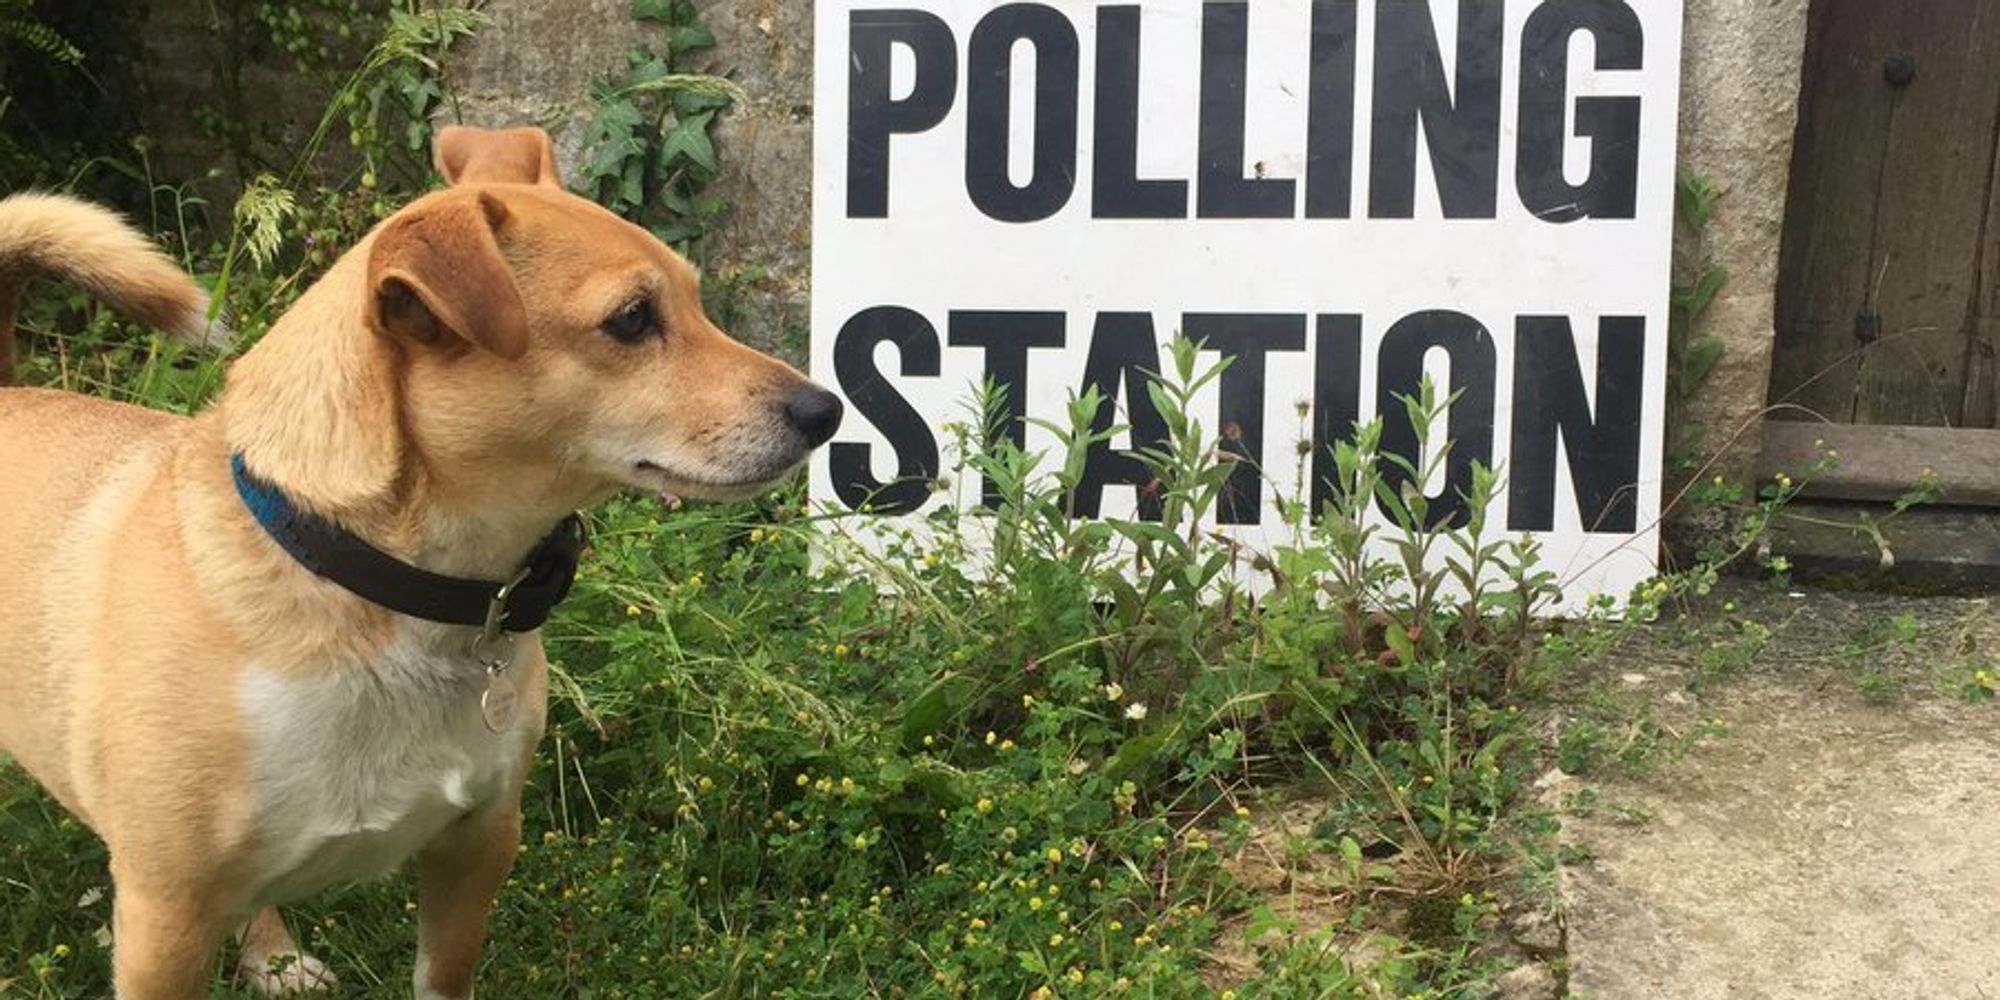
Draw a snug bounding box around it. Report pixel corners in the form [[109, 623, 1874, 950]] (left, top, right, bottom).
[[783, 384, 844, 448]]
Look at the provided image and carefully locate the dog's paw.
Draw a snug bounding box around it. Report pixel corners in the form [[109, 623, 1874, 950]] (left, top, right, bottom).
[[240, 950, 339, 996]]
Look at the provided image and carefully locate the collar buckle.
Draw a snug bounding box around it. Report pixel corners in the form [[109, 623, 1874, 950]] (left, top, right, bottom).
[[473, 566, 533, 669]]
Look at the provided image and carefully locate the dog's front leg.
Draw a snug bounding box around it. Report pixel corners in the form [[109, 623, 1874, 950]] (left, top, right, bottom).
[[110, 873, 227, 1000], [411, 802, 523, 1000]]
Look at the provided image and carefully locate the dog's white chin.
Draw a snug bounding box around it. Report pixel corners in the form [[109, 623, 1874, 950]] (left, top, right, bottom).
[[629, 460, 797, 502]]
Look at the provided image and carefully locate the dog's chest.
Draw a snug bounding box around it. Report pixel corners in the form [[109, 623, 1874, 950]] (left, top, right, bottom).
[[236, 638, 527, 903]]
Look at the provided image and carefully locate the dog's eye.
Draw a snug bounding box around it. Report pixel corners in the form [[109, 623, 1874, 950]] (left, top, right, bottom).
[[601, 298, 661, 345]]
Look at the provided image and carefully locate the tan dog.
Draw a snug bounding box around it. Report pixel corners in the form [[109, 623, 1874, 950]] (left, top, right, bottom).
[[0, 125, 840, 998]]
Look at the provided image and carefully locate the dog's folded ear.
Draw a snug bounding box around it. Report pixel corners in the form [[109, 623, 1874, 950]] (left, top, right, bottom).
[[367, 191, 531, 360], [435, 125, 562, 188]]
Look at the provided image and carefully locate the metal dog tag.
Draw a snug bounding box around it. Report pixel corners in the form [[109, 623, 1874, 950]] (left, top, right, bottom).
[[481, 674, 519, 733], [472, 631, 519, 733]]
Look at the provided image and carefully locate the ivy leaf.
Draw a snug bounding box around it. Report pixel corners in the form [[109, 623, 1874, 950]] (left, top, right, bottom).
[[655, 185, 694, 216], [625, 49, 671, 85], [617, 160, 646, 210], [630, 0, 674, 23], [1681, 335, 1725, 393], [661, 111, 717, 172], [672, 24, 717, 54]]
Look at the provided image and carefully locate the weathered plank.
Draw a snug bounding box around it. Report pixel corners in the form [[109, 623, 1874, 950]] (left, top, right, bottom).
[[1760, 420, 2000, 507], [1771, 2, 2000, 427], [1771, 7, 1891, 423], [1966, 118, 2000, 428]]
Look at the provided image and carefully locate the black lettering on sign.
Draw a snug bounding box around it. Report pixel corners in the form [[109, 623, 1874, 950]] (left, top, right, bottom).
[[1310, 314, 1363, 517], [1093, 5, 1190, 219], [1305, 0, 1360, 219], [948, 310, 1067, 507], [1070, 313, 1169, 521], [848, 10, 958, 219], [1508, 315, 1645, 533], [1518, 0, 1644, 221], [1197, 3, 1297, 219], [1369, 0, 1505, 220], [966, 3, 1081, 223], [1185, 314, 1308, 524], [830, 307, 942, 515], [1376, 310, 1497, 528]]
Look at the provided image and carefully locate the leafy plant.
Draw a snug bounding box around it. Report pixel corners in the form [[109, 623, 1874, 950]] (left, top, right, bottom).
[[1667, 171, 1729, 474], [577, 0, 744, 247]]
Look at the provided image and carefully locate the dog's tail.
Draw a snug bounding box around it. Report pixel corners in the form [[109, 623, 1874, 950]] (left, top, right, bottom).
[[0, 192, 225, 385]]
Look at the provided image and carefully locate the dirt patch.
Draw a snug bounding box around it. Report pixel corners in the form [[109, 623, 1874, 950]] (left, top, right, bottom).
[[1206, 799, 1369, 987]]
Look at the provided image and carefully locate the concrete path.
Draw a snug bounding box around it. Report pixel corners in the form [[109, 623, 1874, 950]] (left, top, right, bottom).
[[1552, 591, 2000, 1000]]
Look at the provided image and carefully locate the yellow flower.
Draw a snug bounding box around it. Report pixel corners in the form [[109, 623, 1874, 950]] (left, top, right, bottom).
[[1000, 739, 1016, 752], [1046, 847, 1063, 864], [840, 776, 855, 793], [976, 798, 994, 814], [985, 731, 998, 746], [1104, 682, 1124, 702], [51, 944, 70, 959], [1108, 920, 1124, 932], [795, 773, 810, 787], [1029, 897, 1044, 911], [624, 604, 641, 617], [1049, 933, 1064, 947], [968, 918, 987, 930], [1234, 806, 1251, 818], [833, 643, 850, 658]]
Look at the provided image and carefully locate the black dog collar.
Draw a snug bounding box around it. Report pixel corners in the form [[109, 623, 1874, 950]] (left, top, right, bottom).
[[230, 452, 586, 634]]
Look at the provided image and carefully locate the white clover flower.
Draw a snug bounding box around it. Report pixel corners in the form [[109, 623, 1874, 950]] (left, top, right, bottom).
[[1124, 703, 1148, 721]]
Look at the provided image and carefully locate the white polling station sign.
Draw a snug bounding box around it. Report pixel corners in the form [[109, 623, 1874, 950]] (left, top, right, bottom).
[[810, 0, 1682, 609]]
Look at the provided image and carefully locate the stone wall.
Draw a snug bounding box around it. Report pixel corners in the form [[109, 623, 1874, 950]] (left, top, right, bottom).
[[1675, 0, 1812, 481], [139, 0, 371, 198], [455, 1, 1813, 482]]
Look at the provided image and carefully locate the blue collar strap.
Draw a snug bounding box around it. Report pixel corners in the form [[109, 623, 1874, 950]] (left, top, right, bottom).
[[229, 452, 586, 634]]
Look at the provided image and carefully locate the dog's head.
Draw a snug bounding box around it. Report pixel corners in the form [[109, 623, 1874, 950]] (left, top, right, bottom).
[[226, 125, 840, 516]]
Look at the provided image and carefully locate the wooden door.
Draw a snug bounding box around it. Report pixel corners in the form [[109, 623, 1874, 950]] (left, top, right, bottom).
[[1771, 2, 2000, 430]]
